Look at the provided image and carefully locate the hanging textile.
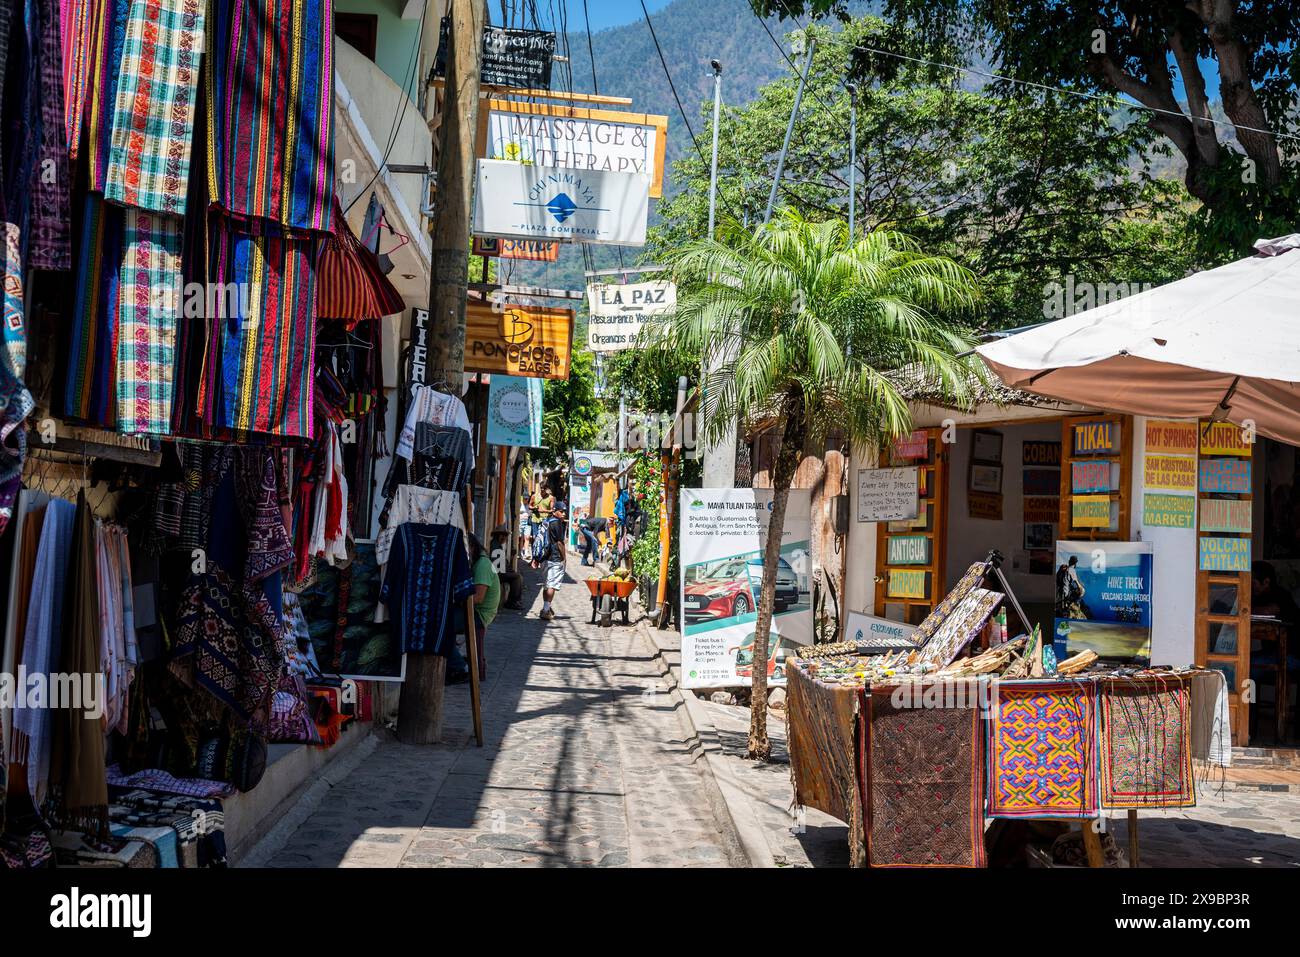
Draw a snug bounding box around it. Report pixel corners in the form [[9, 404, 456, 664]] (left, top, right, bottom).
[[116, 207, 182, 435], [63, 194, 125, 425], [9, 498, 74, 807], [237, 447, 295, 582], [3, 0, 40, 246], [103, 0, 206, 215], [316, 199, 404, 325], [987, 680, 1099, 819], [199, 220, 318, 437], [396, 385, 473, 464], [48, 492, 110, 836], [412, 422, 473, 492], [59, 0, 98, 161], [305, 419, 348, 564], [205, 0, 335, 233], [375, 484, 464, 564], [1099, 679, 1195, 809], [866, 685, 986, 868], [380, 522, 475, 656], [30, 0, 71, 269], [0, 222, 34, 518], [0, 0, 13, 190], [84, 0, 130, 191]]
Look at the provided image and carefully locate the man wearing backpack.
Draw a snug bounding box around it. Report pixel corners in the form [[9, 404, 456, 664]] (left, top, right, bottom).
[[533, 500, 568, 620]]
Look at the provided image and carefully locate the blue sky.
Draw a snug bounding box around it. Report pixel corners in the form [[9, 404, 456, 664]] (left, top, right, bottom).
[[492, 0, 673, 33]]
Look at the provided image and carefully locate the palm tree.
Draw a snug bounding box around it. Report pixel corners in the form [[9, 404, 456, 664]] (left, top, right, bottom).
[[646, 209, 982, 760]]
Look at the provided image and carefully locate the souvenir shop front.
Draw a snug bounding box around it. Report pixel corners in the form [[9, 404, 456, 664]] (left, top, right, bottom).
[[0, 0, 491, 870]]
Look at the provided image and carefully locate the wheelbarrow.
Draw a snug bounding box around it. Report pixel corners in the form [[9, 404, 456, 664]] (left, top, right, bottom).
[[584, 577, 637, 626]]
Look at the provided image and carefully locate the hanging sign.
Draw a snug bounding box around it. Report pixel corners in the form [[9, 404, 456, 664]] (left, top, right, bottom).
[[843, 611, 919, 651], [480, 99, 669, 197], [1072, 419, 1120, 455], [1145, 419, 1198, 455], [856, 468, 918, 522], [472, 236, 560, 262], [1199, 499, 1252, 534], [586, 281, 676, 352], [892, 430, 929, 461], [1143, 453, 1197, 492], [1199, 421, 1252, 456], [1053, 540, 1153, 663], [887, 569, 929, 600], [1199, 536, 1251, 572], [473, 160, 649, 246], [1199, 457, 1251, 493], [679, 488, 812, 688], [967, 491, 1003, 520], [436, 21, 557, 89], [1072, 494, 1112, 528], [406, 308, 430, 386], [1023, 496, 1060, 524], [463, 301, 573, 380], [1022, 441, 1061, 467], [486, 374, 544, 447], [1024, 468, 1062, 496], [886, 535, 930, 566], [1072, 460, 1113, 493], [1142, 493, 1195, 529]]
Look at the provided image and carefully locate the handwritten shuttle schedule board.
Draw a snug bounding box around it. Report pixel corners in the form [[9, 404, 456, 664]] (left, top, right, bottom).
[[857, 468, 919, 522]]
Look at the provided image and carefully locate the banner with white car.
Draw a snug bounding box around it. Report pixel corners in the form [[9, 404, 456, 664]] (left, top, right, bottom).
[[679, 488, 812, 688]]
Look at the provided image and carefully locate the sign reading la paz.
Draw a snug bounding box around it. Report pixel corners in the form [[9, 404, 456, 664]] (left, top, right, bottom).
[[474, 160, 648, 246], [586, 281, 676, 352]]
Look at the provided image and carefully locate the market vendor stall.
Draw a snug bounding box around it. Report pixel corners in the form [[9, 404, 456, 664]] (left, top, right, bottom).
[[786, 557, 1232, 868]]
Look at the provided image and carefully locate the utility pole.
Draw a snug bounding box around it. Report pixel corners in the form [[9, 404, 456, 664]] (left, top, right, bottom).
[[706, 59, 722, 238], [701, 56, 735, 490], [398, 0, 485, 746], [764, 35, 816, 225]]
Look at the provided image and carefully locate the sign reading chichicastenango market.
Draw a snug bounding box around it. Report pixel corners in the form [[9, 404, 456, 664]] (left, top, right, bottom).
[[435, 20, 556, 89], [586, 281, 675, 352], [473, 160, 649, 246], [679, 488, 812, 689], [480, 99, 669, 197]]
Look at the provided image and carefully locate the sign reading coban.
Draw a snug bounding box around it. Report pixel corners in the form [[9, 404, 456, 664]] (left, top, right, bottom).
[[463, 301, 574, 380]]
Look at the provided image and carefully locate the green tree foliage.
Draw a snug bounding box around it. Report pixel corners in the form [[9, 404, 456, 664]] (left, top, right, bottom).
[[653, 16, 1194, 333], [539, 350, 606, 465], [756, 1, 1300, 260], [644, 210, 981, 759]]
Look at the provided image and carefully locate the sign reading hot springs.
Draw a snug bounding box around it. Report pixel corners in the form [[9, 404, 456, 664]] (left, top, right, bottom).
[[586, 281, 675, 352], [473, 160, 649, 246], [680, 488, 812, 689]]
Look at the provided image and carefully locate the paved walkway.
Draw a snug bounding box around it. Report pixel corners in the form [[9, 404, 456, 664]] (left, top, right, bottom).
[[256, 558, 743, 868]]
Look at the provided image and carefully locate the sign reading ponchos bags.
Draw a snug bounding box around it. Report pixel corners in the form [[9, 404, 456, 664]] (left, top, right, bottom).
[[473, 160, 649, 246], [463, 301, 574, 380], [586, 281, 675, 352]]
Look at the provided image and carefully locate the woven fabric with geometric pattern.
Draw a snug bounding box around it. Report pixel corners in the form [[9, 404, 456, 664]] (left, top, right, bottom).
[[987, 680, 1098, 819], [1099, 679, 1194, 809]]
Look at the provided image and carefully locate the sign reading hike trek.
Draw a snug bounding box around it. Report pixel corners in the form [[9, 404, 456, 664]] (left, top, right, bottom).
[[462, 301, 573, 380], [435, 20, 557, 90], [480, 99, 669, 197], [679, 488, 812, 689], [585, 281, 676, 352], [473, 159, 649, 246]]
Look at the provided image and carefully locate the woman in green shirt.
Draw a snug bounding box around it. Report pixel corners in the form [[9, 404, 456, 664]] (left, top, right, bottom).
[[468, 533, 500, 678]]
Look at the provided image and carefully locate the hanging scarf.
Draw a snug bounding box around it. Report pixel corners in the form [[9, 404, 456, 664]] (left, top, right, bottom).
[[84, 0, 130, 191], [0, 222, 33, 507], [103, 0, 206, 215], [116, 207, 183, 435], [30, 0, 71, 269], [63, 194, 124, 426], [199, 218, 319, 437], [205, 0, 335, 233], [237, 448, 295, 583], [60, 0, 98, 162], [48, 492, 110, 835]]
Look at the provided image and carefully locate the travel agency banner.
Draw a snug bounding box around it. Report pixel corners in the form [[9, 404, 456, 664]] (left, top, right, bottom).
[[474, 159, 649, 246], [679, 488, 812, 689], [479, 98, 668, 197], [1053, 540, 1154, 664], [586, 280, 676, 352], [486, 374, 543, 447]]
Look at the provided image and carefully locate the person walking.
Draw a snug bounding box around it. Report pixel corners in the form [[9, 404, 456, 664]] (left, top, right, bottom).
[[579, 514, 609, 567], [534, 501, 567, 621], [527, 484, 555, 561]]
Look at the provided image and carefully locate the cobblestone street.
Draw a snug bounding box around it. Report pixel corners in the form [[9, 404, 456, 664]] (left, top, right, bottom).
[[254, 559, 743, 868]]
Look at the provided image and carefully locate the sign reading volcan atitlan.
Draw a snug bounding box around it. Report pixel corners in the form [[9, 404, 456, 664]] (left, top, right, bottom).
[[586, 281, 675, 352]]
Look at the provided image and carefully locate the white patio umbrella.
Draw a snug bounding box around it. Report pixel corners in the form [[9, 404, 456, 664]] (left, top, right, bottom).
[[976, 235, 1300, 447]]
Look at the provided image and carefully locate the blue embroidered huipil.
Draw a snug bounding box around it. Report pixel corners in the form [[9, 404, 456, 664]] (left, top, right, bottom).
[[380, 522, 475, 655]]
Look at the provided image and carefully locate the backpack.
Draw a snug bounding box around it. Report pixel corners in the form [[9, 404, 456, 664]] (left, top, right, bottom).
[[543, 518, 565, 562]]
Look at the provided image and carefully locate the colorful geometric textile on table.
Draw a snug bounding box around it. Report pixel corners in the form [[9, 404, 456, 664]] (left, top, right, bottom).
[[205, 0, 335, 233], [116, 209, 183, 435], [867, 684, 986, 867], [104, 0, 207, 215], [1099, 680, 1194, 809], [197, 220, 319, 437], [987, 680, 1099, 819]]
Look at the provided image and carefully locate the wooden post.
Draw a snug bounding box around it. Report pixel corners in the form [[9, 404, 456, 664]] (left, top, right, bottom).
[[1081, 821, 1105, 867], [1127, 809, 1139, 868], [397, 0, 484, 746], [465, 597, 484, 747]]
